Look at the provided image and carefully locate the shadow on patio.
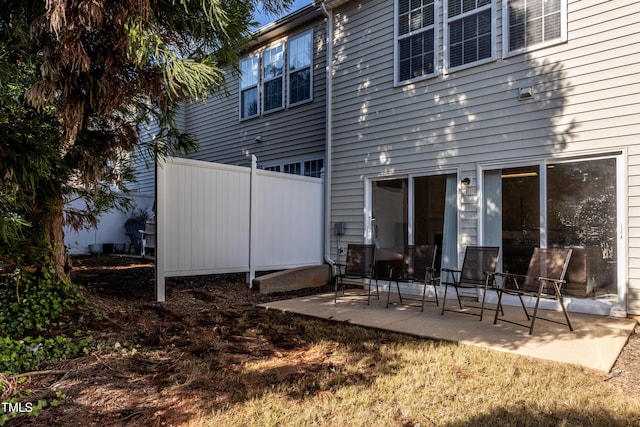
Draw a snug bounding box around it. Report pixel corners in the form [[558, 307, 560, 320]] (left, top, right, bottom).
[[259, 290, 637, 373]]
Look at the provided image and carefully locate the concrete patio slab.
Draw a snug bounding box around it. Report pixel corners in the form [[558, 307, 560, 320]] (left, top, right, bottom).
[[258, 290, 637, 373]]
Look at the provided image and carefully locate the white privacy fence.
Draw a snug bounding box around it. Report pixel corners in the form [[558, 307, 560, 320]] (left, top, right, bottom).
[[155, 156, 324, 301]]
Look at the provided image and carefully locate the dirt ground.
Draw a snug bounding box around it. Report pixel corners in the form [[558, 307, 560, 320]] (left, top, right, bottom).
[[3, 255, 640, 426]]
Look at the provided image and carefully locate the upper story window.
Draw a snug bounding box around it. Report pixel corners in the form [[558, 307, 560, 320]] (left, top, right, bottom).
[[288, 31, 313, 105], [240, 54, 259, 119], [263, 43, 284, 112], [504, 0, 567, 56], [396, 0, 437, 84], [239, 30, 313, 120], [446, 0, 494, 71]]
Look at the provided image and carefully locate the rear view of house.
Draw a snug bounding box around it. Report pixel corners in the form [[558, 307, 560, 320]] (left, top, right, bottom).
[[323, 0, 640, 317]]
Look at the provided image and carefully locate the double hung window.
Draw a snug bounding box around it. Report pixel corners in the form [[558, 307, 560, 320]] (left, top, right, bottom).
[[504, 0, 566, 55], [289, 32, 313, 105], [240, 54, 259, 119], [396, 0, 437, 83], [263, 44, 284, 112], [395, 0, 566, 82], [446, 0, 494, 70], [239, 30, 313, 119]]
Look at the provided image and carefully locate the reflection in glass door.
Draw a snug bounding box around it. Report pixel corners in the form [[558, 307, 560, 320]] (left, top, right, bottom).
[[372, 179, 408, 253], [483, 157, 618, 302], [547, 159, 617, 300], [371, 174, 457, 272]]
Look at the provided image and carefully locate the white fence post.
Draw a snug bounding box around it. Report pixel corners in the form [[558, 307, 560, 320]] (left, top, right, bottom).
[[156, 157, 166, 302], [248, 155, 257, 286]]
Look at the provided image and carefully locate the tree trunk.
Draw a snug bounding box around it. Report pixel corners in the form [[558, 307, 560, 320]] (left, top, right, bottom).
[[42, 195, 70, 283]]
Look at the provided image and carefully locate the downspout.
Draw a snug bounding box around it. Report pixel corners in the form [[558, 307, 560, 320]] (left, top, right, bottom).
[[320, 2, 336, 272]]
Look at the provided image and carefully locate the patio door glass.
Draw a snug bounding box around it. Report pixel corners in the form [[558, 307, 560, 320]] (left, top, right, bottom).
[[372, 179, 408, 255], [483, 157, 619, 301], [547, 159, 617, 300], [371, 174, 457, 272]]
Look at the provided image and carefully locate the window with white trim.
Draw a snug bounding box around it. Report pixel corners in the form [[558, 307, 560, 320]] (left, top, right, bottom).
[[240, 54, 259, 119], [303, 159, 324, 177], [239, 30, 313, 120], [505, 0, 566, 55], [262, 158, 324, 177], [396, 0, 437, 83], [263, 43, 284, 112], [283, 162, 302, 175], [288, 31, 313, 105], [446, 0, 494, 70]]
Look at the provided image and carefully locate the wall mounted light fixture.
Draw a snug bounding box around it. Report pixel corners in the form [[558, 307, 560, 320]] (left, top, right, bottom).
[[460, 177, 471, 185], [255, 135, 262, 143]]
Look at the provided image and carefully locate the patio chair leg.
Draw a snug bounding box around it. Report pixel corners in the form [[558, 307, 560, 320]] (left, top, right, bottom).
[[555, 284, 574, 332], [479, 288, 487, 322], [386, 279, 393, 308], [517, 294, 531, 320], [493, 289, 505, 324], [454, 288, 464, 310], [529, 294, 543, 335], [441, 284, 449, 315], [433, 279, 439, 307]]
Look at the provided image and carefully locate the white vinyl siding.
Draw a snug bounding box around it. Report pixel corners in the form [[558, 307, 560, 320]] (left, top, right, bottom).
[[329, 0, 640, 315]]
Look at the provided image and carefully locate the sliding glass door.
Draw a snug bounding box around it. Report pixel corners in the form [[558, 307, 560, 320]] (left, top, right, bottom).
[[371, 174, 457, 272], [483, 156, 619, 302]]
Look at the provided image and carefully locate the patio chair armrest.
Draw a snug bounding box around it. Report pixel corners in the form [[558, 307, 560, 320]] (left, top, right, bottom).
[[441, 268, 460, 273], [536, 276, 566, 284], [425, 267, 440, 283], [494, 272, 525, 279]]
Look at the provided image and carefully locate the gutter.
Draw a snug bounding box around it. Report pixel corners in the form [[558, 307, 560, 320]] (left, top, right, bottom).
[[320, 1, 336, 273]]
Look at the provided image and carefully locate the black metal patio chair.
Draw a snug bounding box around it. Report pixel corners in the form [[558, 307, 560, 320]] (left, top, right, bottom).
[[493, 247, 573, 334], [386, 245, 439, 311], [441, 246, 500, 321], [334, 244, 378, 304]]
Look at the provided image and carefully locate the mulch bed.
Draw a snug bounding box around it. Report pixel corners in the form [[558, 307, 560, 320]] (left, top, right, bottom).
[[1, 255, 638, 425]]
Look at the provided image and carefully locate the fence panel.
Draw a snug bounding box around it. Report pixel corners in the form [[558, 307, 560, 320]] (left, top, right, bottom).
[[156, 156, 323, 301], [253, 169, 324, 269]]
